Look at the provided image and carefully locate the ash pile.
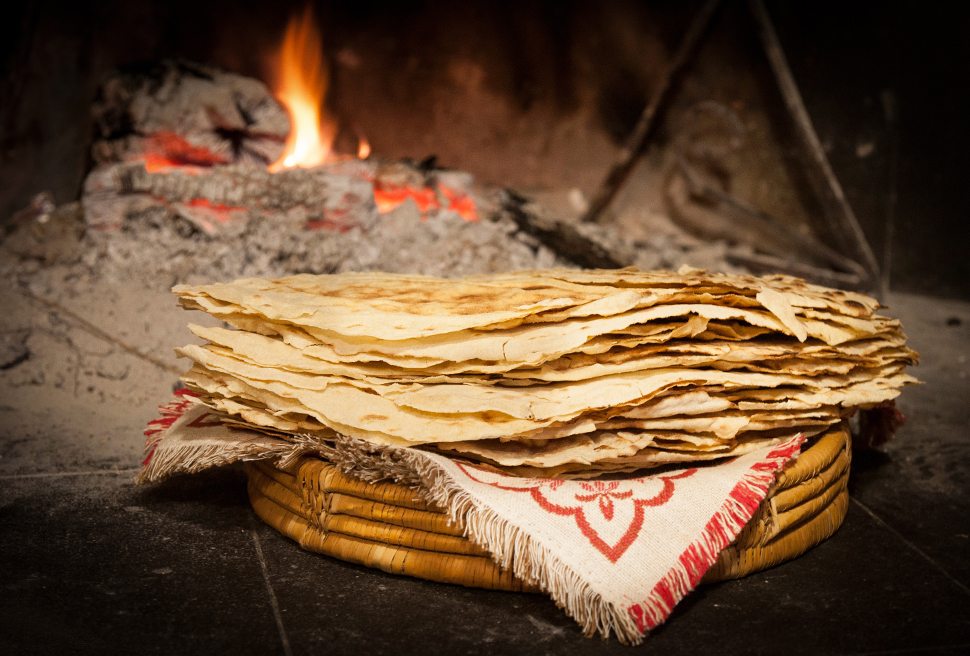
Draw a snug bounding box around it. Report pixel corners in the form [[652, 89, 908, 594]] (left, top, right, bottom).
[[2, 61, 741, 293]]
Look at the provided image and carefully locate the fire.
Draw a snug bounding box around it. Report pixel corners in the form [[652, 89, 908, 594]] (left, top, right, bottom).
[[269, 6, 335, 171], [357, 136, 371, 160], [258, 4, 479, 224], [372, 182, 479, 222], [142, 132, 227, 172]]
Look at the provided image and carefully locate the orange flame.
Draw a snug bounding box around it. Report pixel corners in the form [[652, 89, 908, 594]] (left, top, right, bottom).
[[357, 136, 371, 160], [269, 6, 335, 171]]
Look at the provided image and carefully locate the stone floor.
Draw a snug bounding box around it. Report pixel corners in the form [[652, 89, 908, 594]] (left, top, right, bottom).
[[1, 276, 968, 655]]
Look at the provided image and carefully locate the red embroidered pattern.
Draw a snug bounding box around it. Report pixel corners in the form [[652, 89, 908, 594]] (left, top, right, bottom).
[[626, 436, 806, 633], [456, 462, 697, 563], [142, 389, 199, 466]]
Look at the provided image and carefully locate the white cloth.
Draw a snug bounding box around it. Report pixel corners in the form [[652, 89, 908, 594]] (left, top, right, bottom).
[[140, 392, 803, 643]]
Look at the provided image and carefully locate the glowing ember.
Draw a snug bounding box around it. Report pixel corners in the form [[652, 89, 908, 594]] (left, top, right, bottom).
[[440, 186, 479, 222], [186, 198, 245, 214], [268, 6, 335, 171], [142, 154, 181, 174], [373, 182, 479, 222], [142, 132, 227, 172], [357, 136, 372, 160], [373, 182, 438, 214], [170, 198, 248, 236], [129, 5, 481, 228]]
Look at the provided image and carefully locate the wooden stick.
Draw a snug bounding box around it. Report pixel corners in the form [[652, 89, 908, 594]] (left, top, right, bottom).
[[747, 0, 881, 286], [580, 0, 722, 225]]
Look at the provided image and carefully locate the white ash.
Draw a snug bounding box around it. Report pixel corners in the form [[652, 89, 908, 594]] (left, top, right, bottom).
[[341, 201, 560, 277], [2, 189, 740, 298], [2, 195, 563, 294]]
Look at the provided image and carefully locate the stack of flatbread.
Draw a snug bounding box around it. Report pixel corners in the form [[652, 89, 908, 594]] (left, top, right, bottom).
[[173, 268, 917, 478]]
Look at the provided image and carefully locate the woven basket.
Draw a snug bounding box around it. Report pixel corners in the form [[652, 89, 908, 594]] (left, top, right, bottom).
[[246, 424, 850, 591]]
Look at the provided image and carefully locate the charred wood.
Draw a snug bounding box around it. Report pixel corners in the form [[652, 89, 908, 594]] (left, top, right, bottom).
[[92, 61, 289, 168], [504, 191, 633, 269], [665, 156, 868, 284]]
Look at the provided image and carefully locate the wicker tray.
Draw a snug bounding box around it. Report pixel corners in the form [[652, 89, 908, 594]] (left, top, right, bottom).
[[246, 424, 850, 590]]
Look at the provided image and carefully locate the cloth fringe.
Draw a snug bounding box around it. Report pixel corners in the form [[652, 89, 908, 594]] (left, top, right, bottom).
[[136, 436, 298, 485], [321, 435, 804, 644], [138, 394, 329, 484], [140, 389, 200, 473], [628, 438, 805, 634], [139, 399, 804, 643]]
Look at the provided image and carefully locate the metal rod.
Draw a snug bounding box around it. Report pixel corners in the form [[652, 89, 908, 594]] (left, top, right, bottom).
[[880, 89, 899, 299], [580, 0, 721, 224], [747, 0, 881, 286]]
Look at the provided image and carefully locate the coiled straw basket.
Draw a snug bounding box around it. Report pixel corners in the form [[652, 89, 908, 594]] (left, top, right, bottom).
[[246, 424, 850, 589]]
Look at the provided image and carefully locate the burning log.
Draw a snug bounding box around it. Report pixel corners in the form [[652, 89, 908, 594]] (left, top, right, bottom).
[[80, 155, 490, 237], [70, 12, 743, 286], [82, 160, 374, 234], [83, 50, 485, 236], [92, 60, 290, 169]]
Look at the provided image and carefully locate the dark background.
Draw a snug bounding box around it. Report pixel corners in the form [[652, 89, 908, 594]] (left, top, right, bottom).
[[2, 0, 968, 298]]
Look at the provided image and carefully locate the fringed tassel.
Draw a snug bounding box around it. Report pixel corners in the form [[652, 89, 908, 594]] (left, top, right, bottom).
[[141, 389, 200, 469], [628, 436, 805, 636], [854, 401, 906, 451], [315, 433, 805, 645], [397, 451, 634, 643], [135, 438, 299, 485]]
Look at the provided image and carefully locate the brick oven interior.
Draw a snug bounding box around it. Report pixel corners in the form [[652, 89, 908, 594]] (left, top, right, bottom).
[[1, 1, 968, 653]]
